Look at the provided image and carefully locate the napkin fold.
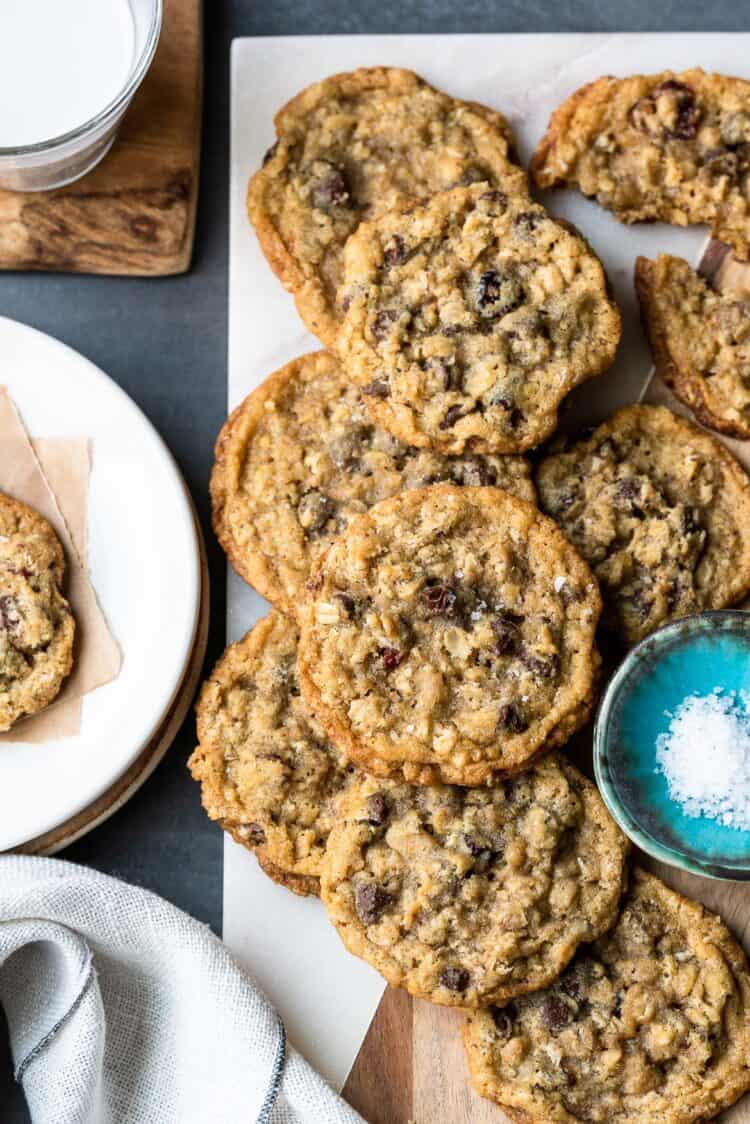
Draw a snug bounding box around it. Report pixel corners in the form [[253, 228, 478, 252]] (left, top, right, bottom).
[[0, 856, 364, 1124]]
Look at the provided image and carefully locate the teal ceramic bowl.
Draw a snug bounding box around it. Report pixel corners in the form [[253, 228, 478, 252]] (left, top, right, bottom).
[[594, 610, 750, 881]]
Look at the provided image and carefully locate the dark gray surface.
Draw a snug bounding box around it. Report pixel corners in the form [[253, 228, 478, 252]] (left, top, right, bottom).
[[3, 0, 750, 1118]]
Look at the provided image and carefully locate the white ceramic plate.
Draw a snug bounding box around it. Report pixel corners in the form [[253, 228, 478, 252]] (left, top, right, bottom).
[[0, 315, 200, 850]]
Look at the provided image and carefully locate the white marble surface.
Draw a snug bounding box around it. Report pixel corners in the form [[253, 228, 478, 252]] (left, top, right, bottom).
[[226, 33, 750, 1090]]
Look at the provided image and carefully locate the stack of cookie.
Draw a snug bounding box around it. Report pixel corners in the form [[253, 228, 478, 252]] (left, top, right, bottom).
[[191, 67, 750, 1122]]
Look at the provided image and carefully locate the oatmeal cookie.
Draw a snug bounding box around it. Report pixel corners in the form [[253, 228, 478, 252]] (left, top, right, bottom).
[[337, 186, 621, 454], [464, 867, 750, 1123], [0, 493, 75, 732], [298, 485, 601, 787], [532, 69, 750, 260], [189, 611, 356, 891], [255, 852, 320, 898], [321, 758, 628, 1008], [636, 253, 750, 438], [536, 404, 750, 646], [211, 351, 536, 612], [247, 67, 528, 346]]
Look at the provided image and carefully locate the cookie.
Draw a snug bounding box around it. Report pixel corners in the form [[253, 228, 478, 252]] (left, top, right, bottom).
[[464, 867, 750, 1123], [536, 404, 750, 646], [321, 757, 628, 1008], [211, 351, 536, 613], [298, 485, 602, 787], [532, 69, 750, 260], [337, 186, 621, 454], [255, 852, 320, 899], [189, 611, 356, 892], [247, 67, 528, 346], [0, 493, 75, 732], [636, 253, 750, 438]]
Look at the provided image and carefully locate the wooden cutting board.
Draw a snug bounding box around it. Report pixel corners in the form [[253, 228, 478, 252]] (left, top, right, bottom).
[[344, 240, 750, 1124], [0, 0, 202, 276]]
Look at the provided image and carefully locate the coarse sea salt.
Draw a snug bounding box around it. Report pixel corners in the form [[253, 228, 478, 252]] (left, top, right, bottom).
[[655, 690, 750, 830]]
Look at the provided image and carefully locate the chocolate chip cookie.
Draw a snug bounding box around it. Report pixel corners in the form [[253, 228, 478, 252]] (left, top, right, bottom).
[[298, 485, 601, 787], [464, 867, 750, 1122], [536, 404, 750, 646], [337, 186, 621, 454], [636, 253, 750, 438], [321, 757, 628, 1008], [532, 69, 750, 260], [211, 351, 536, 613], [0, 493, 75, 732], [189, 611, 356, 896], [247, 67, 528, 346]]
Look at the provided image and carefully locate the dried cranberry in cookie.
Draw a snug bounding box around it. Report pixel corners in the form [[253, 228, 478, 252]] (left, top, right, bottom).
[[247, 67, 527, 346], [321, 760, 628, 1007], [337, 186, 620, 454], [297, 485, 601, 786], [532, 68, 750, 260]]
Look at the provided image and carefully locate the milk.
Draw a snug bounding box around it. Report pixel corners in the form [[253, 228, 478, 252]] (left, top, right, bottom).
[[0, 0, 136, 147]]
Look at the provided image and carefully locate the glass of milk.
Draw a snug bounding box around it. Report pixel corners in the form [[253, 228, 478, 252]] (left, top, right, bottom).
[[0, 0, 162, 191]]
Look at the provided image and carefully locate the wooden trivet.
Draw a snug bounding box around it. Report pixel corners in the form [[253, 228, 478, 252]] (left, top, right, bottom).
[[0, 0, 202, 277], [16, 512, 209, 857]]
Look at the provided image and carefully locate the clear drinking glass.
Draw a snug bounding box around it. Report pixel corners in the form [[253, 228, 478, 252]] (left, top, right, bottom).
[[0, 0, 162, 192]]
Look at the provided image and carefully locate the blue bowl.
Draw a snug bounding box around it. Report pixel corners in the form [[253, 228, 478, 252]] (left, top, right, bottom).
[[594, 610, 750, 881]]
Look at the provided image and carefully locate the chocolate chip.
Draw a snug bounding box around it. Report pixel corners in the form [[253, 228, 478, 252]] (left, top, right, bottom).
[[355, 881, 393, 925], [498, 703, 528, 733], [383, 235, 407, 267], [492, 611, 523, 656], [440, 967, 470, 992], [334, 592, 356, 618], [372, 309, 399, 340], [475, 270, 524, 319], [514, 211, 543, 236], [420, 583, 458, 618], [297, 490, 336, 533], [490, 393, 524, 428], [542, 994, 573, 1033], [491, 1003, 516, 1037], [246, 822, 266, 845], [311, 161, 350, 210], [366, 793, 389, 826], [362, 379, 390, 399], [380, 647, 405, 671], [262, 141, 278, 165], [440, 404, 464, 430]]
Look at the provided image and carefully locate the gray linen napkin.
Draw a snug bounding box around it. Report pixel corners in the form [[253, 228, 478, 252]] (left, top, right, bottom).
[[0, 855, 365, 1124]]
